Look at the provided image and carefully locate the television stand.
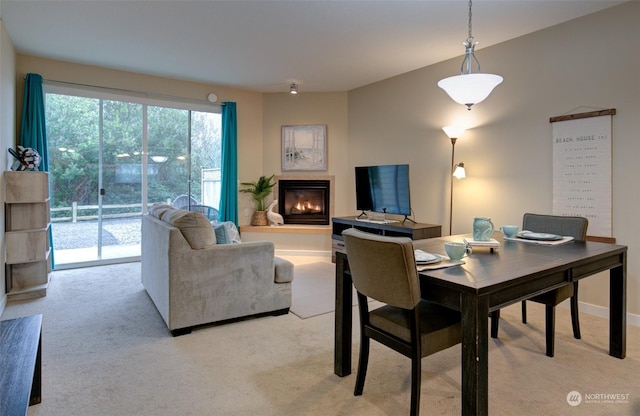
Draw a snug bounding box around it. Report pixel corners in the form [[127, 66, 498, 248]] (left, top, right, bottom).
[[402, 215, 417, 224], [331, 216, 441, 262]]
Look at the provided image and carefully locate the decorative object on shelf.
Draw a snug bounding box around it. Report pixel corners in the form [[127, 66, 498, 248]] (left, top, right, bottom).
[[437, 0, 503, 110], [443, 126, 466, 235], [240, 174, 276, 226], [289, 83, 298, 95], [473, 217, 495, 241], [8, 146, 42, 171], [266, 200, 284, 226], [282, 125, 327, 171]]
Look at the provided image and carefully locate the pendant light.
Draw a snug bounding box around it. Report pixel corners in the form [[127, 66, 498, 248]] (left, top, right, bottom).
[[438, 0, 503, 110]]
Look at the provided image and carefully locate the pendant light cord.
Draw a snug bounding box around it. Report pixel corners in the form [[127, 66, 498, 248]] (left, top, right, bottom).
[[467, 0, 473, 41]]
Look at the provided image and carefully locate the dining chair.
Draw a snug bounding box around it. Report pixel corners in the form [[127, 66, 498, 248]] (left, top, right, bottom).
[[341, 228, 461, 416], [490, 213, 588, 357]]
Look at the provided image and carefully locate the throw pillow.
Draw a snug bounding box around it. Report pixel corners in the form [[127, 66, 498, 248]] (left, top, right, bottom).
[[163, 209, 216, 249], [213, 224, 230, 244], [222, 221, 242, 243], [149, 203, 175, 220]]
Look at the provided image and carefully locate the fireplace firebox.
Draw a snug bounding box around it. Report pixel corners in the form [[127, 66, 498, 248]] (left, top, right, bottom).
[[278, 180, 330, 225]]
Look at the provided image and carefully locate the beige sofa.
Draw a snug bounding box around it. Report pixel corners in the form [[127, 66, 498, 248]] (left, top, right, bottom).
[[141, 204, 294, 335]]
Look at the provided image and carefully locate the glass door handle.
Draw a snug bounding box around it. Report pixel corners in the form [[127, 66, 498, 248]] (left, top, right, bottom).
[[100, 188, 106, 196]]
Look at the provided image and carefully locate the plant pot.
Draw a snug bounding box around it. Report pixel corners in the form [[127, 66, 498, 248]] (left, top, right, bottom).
[[251, 210, 269, 226]]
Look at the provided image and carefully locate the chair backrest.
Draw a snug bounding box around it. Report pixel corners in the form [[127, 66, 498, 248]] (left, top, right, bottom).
[[189, 205, 219, 222], [342, 228, 420, 310], [173, 194, 198, 210], [522, 213, 588, 241]]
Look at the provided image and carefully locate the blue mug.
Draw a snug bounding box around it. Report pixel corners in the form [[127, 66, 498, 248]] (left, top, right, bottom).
[[445, 242, 472, 261]]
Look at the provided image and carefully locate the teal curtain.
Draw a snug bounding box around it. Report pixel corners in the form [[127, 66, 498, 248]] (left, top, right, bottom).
[[19, 73, 54, 267], [219, 102, 238, 225], [19, 74, 49, 171]]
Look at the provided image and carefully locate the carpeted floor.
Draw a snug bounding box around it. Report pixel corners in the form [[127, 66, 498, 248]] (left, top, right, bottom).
[[2, 261, 640, 416], [290, 261, 359, 319]]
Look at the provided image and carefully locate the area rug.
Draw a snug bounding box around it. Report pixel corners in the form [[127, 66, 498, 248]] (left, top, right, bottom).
[[290, 261, 357, 319]]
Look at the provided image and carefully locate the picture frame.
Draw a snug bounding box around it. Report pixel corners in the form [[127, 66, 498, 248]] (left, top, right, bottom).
[[281, 125, 327, 171]]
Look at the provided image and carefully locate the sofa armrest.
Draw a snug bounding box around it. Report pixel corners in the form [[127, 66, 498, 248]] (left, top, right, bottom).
[[274, 257, 294, 283]]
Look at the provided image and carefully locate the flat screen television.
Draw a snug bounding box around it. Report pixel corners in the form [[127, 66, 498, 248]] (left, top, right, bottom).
[[355, 164, 411, 217]]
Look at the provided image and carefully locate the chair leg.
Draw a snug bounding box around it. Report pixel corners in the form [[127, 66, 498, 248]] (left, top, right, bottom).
[[521, 300, 527, 324], [490, 310, 500, 338], [545, 305, 555, 357], [410, 354, 421, 416], [570, 283, 581, 339], [354, 334, 370, 396]]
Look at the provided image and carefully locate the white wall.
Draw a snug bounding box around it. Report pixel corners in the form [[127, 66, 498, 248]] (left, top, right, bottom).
[[0, 16, 17, 314], [348, 2, 640, 314]]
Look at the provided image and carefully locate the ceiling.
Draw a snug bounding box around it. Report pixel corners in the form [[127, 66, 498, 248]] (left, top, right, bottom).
[[0, 0, 626, 93]]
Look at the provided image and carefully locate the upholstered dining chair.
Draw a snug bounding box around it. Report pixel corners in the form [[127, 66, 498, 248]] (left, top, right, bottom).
[[342, 228, 461, 416], [490, 213, 588, 357]]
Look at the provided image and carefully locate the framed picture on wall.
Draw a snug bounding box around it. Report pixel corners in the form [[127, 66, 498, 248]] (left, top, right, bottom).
[[281, 125, 327, 171]]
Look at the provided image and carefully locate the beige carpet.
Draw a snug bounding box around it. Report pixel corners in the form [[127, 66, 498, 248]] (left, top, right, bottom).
[[2, 262, 640, 416], [291, 261, 357, 319]]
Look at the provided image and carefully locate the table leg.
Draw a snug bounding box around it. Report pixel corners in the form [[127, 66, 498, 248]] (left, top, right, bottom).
[[30, 329, 42, 405], [610, 252, 626, 359], [461, 292, 489, 416], [334, 253, 352, 377]]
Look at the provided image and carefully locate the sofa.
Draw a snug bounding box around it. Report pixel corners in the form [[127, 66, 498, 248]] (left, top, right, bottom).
[[141, 204, 294, 335]]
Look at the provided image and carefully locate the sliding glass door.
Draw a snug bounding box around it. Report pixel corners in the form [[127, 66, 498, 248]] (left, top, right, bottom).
[[101, 100, 144, 261], [45, 85, 221, 269]]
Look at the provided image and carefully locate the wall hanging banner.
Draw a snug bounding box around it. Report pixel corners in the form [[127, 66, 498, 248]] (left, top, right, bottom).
[[550, 109, 615, 238]]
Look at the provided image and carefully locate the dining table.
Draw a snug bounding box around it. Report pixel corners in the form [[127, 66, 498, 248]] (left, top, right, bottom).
[[333, 233, 627, 416]]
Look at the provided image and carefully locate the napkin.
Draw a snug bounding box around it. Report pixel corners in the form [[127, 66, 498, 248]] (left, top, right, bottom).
[[417, 258, 465, 271], [504, 236, 574, 245]]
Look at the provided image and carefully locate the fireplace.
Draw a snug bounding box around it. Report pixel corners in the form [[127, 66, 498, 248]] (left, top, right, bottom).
[[278, 179, 330, 225]]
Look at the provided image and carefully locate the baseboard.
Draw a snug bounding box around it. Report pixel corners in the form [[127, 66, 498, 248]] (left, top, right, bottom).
[[557, 299, 640, 327], [275, 249, 332, 258]]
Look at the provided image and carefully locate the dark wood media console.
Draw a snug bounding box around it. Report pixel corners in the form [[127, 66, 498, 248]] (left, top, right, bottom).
[[0, 314, 43, 414], [331, 216, 441, 262]]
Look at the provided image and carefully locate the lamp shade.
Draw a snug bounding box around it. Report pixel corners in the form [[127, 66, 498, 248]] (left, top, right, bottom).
[[453, 163, 466, 179], [442, 125, 466, 139], [438, 73, 503, 108]]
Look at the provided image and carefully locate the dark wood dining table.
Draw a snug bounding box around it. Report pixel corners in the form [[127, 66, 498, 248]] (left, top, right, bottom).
[[333, 233, 627, 416]]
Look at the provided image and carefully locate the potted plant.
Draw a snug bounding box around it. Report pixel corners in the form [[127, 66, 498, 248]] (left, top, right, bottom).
[[240, 174, 276, 226]]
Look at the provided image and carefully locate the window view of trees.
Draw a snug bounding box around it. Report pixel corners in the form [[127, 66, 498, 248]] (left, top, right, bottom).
[[44, 90, 221, 264], [45, 93, 222, 220]]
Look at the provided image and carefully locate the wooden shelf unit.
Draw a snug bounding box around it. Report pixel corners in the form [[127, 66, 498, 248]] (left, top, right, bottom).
[[4, 171, 51, 301], [331, 216, 441, 262]]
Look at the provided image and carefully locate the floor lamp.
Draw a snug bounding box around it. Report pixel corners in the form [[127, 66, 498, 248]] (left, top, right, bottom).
[[443, 126, 466, 235]]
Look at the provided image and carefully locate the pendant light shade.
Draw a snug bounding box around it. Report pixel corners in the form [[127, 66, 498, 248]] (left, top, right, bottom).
[[438, 73, 503, 109], [438, 0, 503, 110]]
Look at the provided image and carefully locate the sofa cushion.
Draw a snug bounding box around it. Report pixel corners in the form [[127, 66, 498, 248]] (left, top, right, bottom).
[[163, 209, 216, 249], [149, 203, 176, 220]]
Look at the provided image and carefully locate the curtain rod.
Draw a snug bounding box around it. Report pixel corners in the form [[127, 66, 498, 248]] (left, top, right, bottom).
[[42, 78, 223, 106]]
